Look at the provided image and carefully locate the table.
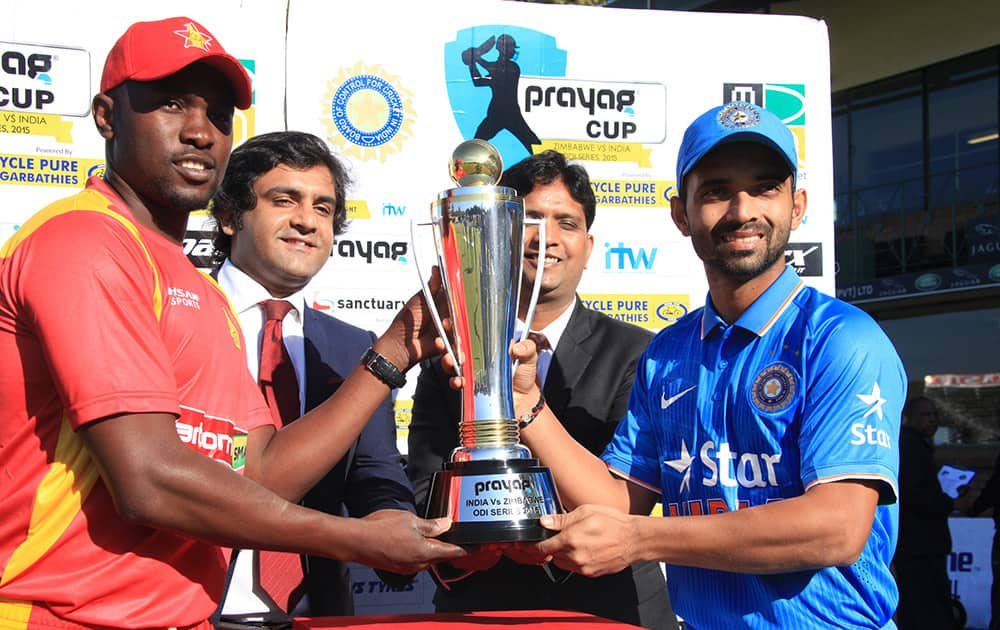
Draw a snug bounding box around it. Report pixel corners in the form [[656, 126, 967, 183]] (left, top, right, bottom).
[[293, 610, 643, 629]]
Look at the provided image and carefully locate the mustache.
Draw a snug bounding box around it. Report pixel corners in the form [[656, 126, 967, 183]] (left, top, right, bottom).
[[711, 220, 771, 240]]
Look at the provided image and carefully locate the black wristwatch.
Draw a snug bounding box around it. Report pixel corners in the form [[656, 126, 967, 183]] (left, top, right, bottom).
[[360, 347, 406, 389]]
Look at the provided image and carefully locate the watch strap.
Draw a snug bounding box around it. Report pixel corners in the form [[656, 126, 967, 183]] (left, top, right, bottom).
[[360, 347, 406, 389]]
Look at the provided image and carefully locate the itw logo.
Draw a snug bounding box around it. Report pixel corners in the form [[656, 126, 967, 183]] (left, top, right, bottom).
[[604, 242, 657, 271]]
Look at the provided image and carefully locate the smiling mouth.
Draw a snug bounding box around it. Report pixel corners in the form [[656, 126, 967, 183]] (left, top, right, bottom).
[[281, 237, 315, 249], [175, 158, 213, 182], [721, 234, 763, 245], [526, 252, 561, 267]]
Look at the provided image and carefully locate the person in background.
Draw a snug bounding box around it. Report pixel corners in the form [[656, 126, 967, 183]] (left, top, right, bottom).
[[966, 446, 1000, 629], [211, 131, 417, 622], [895, 396, 969, 630], [0, 17, 463, 629], [408, 150, 676, 629], [505, 102, 907, 629]]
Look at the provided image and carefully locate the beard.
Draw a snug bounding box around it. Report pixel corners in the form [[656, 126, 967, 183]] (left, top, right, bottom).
[[701, 220, 789, 280], [148, 171, 220, 214]]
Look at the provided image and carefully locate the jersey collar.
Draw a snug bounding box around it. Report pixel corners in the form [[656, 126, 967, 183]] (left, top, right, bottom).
[[701, 266, 805, 339]]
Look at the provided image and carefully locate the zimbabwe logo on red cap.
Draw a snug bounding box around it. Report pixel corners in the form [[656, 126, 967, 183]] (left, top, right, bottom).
[[173, 22, 213, 51]]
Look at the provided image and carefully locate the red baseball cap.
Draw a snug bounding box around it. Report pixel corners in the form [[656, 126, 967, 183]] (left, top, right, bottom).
[[101, 16, 252, 109]]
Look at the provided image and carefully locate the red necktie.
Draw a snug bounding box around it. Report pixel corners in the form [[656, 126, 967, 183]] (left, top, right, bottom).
[[526, 330, 550, 351], [259, 299, 300, 426], [257, 299, 305, 612]]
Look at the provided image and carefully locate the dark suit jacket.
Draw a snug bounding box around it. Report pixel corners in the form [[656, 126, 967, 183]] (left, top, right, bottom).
[[298, 306, 416, 616], [896, 426, 953, 557], [407, 301, 676, 629]]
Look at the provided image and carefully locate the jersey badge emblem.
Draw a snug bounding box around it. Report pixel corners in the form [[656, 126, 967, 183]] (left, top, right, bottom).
[[749, 362, 798, 414]]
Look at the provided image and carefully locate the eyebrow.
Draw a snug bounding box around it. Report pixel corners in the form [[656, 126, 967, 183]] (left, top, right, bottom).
[[697, 172, 790, 188], [262, 186, 336, 206], [525, 209, 584, 221]]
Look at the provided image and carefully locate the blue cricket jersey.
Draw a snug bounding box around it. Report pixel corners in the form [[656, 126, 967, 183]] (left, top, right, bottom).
[[603, 266, 906, 629]]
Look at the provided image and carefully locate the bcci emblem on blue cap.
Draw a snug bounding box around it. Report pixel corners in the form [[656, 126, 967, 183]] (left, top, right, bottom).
[[675, 101, 798, 198]]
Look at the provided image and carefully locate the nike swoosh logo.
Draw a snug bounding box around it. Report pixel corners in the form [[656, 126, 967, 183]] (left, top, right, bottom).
[[661, 385, 697, 410]]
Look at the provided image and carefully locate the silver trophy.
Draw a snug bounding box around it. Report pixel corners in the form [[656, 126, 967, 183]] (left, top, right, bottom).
[[411, 140, 562, 544]]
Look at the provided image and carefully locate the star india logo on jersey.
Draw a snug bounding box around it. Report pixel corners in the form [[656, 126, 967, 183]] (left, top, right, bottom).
[[851, 381, 892, 448]]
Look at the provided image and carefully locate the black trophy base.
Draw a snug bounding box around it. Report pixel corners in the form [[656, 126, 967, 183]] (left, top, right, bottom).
[[425, 458, 563, 545]]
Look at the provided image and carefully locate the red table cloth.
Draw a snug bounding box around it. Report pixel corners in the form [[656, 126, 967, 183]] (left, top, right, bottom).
[[293, 609, 642, 629]]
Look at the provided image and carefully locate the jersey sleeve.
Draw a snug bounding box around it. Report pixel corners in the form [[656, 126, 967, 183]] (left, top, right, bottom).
[[10, 212, 181, 428], [798, 304, 906, 504], [239, 366, 274, 433], [601, 345, 663, 494]]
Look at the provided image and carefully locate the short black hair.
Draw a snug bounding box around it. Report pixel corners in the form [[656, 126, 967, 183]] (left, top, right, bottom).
[[211, 131, 351, 262], [499, 150, 596, 230]]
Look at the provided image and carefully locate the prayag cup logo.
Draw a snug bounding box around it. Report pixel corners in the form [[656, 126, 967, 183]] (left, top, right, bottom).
[[321, 61, 414, 162], [444, 26, 663, 169]]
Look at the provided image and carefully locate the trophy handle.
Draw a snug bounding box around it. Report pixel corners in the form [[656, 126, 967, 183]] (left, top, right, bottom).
[[513, 217, 546, 370], [409, 217, 462, 374]]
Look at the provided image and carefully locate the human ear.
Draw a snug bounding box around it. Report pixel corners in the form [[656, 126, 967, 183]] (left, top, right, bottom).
[[92, 93, 114, 140], [790, 188, 807, 230], [670, 196, 691, 236], [219, 208, 238, 237]]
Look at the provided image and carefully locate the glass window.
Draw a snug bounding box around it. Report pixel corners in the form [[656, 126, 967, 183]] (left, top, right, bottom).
[[847, 74, 924, 218], [834, 47, 1000, 282], [879, 306, 1000, 445], [928, 50, 998, 209], [832, 106, 849, 208]]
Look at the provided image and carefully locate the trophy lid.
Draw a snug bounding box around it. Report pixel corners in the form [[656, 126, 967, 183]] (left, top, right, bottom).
[[450, 139, 503, 187]]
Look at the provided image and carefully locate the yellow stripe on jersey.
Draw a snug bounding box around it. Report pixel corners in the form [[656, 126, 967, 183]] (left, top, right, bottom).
[[0, 189, 164, 321], [204, 273, 243, 350], [0, 597, 31, 630], [0, 417, 100, 587], [201, 272, 243, 351]]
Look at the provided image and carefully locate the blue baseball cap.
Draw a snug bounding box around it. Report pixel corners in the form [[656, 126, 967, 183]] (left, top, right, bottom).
[[675, 101, 798, 196]]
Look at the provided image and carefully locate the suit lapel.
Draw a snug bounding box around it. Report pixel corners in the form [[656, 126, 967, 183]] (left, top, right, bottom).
[[302, 308, 329, 412], [544, 301, 596, 413]]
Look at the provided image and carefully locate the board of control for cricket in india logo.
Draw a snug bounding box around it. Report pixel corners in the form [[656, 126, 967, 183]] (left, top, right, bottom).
[[750, 362, 799, 413]]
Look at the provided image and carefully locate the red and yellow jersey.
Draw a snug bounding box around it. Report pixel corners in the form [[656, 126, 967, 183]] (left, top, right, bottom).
[[0, 177, 273, 628]]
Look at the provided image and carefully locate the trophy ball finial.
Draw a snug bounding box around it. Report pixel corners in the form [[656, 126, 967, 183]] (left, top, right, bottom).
[[450, 139, 503, 187]]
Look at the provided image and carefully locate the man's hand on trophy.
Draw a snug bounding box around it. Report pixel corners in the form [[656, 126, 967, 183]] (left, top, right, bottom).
[[348, 510, 467, 575], [501, 541, 551, 566], [442, 337, 540, 396], [444, 543, 505, 572], [428, 544, 504, 589], [375, 266, 453, 373], [439, 348, 464, 391], [529, 505, 641, 578], [510, 337, 541, 406]]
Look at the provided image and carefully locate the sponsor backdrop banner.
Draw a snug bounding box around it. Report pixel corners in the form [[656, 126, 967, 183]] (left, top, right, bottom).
[[948, 517, 993, 630], [4, 0, 844, 615], [0, 0, 287, 235], [281, 0, 835, 462]]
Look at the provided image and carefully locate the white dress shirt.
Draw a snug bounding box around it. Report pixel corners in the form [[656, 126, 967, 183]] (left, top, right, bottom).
[[217, 258, 307, 416], [517, 297, 575, 387], [215, 258, 309, 619]]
